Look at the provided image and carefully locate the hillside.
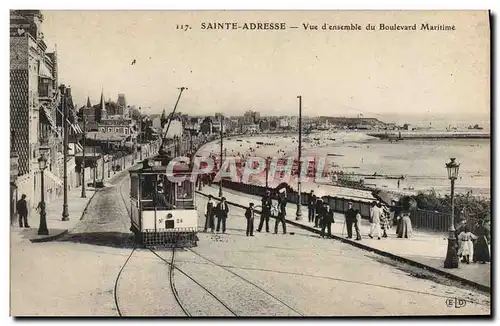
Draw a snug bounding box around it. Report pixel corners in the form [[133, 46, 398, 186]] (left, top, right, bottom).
[[318, 116, 387, 127]]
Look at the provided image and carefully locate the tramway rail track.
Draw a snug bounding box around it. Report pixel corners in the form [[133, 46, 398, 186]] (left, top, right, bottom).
[[113, 173, 237, 317]]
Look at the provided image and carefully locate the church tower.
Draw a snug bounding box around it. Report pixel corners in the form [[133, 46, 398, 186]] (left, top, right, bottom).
[[99, 89, 107, 121]]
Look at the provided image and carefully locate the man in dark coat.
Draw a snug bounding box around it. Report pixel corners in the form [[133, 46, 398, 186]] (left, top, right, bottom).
[[307, 190, 316, 223], [245, 203, 256, 236], [321, 203, 335, 238], [345, 202, 357, 239], [16, 194, 29, 228], [258, 191, 272, 232], [216, 197, 229, 233], [274, 192, 287, 234], [314, 197, 324, 227], [204, 195, 215, 232]]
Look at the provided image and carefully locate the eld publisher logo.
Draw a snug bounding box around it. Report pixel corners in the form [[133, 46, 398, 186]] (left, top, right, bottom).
[[446, 298, 467, 308]]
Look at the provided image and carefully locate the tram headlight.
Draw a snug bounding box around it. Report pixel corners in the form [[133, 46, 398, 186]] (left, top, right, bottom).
[[167, 213, 173, 219]]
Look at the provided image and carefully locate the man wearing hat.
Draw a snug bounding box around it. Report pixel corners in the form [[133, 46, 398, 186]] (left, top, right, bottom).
[[258, 190, 272, 232], [345, 202, 357, 239], [320, 202, 335, 238], [245, 202, 256, 236], [274, 190, 287, 234], [307, 190, 316, 223], [216, 197, 230, 233], [314, 196, 324, 227]]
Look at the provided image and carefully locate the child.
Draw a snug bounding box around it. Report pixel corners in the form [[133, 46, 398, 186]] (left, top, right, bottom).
[[457, 227, 477, 264]]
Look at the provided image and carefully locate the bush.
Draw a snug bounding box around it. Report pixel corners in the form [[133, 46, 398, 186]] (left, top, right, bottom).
[[413, 189, 491, 222]]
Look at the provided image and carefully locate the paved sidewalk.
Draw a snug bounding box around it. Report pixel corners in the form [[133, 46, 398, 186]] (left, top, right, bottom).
[[10, 152, 154, 244], [198, 185, 490, 291]]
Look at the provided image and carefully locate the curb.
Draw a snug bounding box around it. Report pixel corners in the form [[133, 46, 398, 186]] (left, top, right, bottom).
[[78, 188, 100, 221], [196, 190, 491, 294], [28, 153, 159, 244], [30, 229, 69, 243]]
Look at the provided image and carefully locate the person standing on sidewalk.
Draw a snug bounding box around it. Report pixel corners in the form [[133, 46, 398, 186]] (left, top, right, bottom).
[[345, 202, 357, 239], [354, 209, 362, 240], [16, 194, 29, 228], [203, 195, 215, 232], [245, 203, 256, 236], [216, 197, 229, 233], [320, 203, 335, 238], [274, 192, 287, 234], [307, 190, 316, 223], [473, 219, 490, 264], [257, 191, 272, 232], [368, 201, 381, 240], [314, 196, 324, 227], [457, 226, 477, 264], [379, 202, 390, 238]]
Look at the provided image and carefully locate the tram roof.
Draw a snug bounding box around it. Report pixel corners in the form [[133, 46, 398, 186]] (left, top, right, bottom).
[[129, 161, 193, 174]]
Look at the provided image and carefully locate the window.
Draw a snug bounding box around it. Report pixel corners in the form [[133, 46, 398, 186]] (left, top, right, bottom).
[[100, 127, 105, 133], [115, 128, 119, 133], [176, 179, 193, 201], [130, 174, 139, 199], [108, 127, 112, 133], [125, 128, 128, 135]]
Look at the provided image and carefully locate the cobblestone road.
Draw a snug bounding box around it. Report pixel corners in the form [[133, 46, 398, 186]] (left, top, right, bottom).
[[10, 173, 491, 316]]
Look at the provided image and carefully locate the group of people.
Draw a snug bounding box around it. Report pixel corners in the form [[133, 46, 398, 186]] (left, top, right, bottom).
[[306, 190, 416, 241], [455, 219, 490, 264], [306, 191, 338, 238], [203, 190, 289, 237], [203, 195, 229, 233]]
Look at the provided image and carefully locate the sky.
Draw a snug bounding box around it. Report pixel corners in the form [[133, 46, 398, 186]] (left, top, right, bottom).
[[40, 10, 490, 119]]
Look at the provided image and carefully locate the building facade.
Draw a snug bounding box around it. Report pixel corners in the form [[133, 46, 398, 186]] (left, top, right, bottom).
[[10, 10, 82, 212]]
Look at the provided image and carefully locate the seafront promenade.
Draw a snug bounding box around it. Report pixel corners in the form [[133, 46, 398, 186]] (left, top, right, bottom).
[[197, 185, 490, 291]]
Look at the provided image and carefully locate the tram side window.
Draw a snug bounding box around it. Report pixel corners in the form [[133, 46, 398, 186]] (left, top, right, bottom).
[[141, 174, 157, 200], [130, 175, 139, 199]]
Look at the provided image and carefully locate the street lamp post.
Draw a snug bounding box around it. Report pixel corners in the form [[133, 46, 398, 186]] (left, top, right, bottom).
[[219, 115, 223, 198], [37, 153, 49, 235], [296, 95, 303, 220], [444, 157, 460, 269], [60, 85, 69, 221], [93, 137, 97, 189], [107, 138, 111, 178], [81, 117, 86, 198], [265, 156, 270, 190]]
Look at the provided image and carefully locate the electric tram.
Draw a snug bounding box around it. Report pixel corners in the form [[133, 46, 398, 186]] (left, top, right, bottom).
[[129, 157, 199, 247]]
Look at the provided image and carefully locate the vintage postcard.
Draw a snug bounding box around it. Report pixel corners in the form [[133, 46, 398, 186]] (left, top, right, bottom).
[[9, 10, 490, 317]]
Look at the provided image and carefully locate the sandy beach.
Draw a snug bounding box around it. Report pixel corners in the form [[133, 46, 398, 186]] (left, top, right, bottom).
[[196, 131, 490, 199]]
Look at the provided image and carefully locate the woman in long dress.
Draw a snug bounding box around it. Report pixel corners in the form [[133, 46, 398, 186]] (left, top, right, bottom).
[[397, 196, 414, 238], [473, 220, 490, 264], [397, 212, 413, 238], [457, 226, 477, 264]]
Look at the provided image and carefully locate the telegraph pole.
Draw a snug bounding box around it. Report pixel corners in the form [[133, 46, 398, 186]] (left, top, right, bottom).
[[60, 85, 69, 221], [101, 143, 105, 182], [93, 134, 97, 189], [219, 115, 223, 198], [81, 117, 86, 198], [139, 107, 143, 161], [296, 95, 303, 220]]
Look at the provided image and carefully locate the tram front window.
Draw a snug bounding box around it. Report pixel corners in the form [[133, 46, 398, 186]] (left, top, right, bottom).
[[175, 179, 194, 208], [140, 174, 174, 210]]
